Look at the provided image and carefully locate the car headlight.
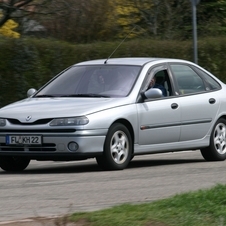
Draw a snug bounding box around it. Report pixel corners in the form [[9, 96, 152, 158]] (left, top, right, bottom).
[[0, 118, 6, 126], [49, 116, 89, 126]]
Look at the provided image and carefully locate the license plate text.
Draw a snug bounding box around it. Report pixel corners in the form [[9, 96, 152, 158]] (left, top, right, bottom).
[[6, 135, 42, 145]]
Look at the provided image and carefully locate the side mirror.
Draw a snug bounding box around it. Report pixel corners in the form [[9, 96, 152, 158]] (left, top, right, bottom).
[[27, 88, 37, 97], [144, 88, 163, 99]]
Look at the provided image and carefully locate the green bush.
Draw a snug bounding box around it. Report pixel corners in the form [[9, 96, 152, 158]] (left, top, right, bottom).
[[0, 37, 226, 107]]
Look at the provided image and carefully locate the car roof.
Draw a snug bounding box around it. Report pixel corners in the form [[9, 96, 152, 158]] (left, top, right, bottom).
[[74, 57, 190, 66]]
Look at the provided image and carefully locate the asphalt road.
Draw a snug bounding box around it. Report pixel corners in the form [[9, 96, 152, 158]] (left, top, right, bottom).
[[0, 150, 226, 224]]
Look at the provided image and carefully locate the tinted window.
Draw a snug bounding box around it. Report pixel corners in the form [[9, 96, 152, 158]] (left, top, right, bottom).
[[170, 65, 206, 95]]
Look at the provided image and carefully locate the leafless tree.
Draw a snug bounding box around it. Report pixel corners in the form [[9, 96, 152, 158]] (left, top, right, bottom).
[[38, 0, 116, 43], [133, 0, 191, 39], [0, 0, 70, 27]]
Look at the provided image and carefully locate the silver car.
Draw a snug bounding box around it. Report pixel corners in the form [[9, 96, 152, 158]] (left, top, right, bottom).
[[0, 57, 226, 172]]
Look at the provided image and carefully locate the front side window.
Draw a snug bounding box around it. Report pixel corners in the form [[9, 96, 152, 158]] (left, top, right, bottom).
[[143, 65, 173, 98], [35, 65, 141, 98], [170, 64, 206, 95]]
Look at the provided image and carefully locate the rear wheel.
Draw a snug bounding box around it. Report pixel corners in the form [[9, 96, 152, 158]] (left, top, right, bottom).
[[96, 123, 132, 170], [201, 118, 226, 161], [0, 156, 30, 172]]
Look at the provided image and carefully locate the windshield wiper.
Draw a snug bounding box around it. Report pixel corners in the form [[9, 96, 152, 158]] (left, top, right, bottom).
[[60, 94, 110, 98], [35, 94, 57, 98]]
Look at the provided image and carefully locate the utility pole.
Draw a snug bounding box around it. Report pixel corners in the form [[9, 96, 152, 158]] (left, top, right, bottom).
[[191, 0, 200, 64]]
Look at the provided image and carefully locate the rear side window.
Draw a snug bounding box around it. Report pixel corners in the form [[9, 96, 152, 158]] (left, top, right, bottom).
[[170, 65, 206, 95], [193, 67, 221, 91]]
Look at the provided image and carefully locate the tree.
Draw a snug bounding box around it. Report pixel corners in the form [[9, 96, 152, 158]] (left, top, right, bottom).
[[198, 0, 226, 36], [112, 0, 226, 40], [132, 0, 192, 39], [106, 0, 192, 40], [0, 0, 70, 28], [0, 0, 33, 27], [35, 0, 116, 43], [0, 17, 20, 38], [2, 0, 226, 42], [113, 0, 141, 38]]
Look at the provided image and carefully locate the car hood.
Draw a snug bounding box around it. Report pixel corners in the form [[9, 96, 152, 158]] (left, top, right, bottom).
[[0, 97, 131, 123]]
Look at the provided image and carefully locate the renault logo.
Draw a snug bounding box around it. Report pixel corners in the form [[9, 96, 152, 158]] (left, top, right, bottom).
[[26, 115, 32, 121]]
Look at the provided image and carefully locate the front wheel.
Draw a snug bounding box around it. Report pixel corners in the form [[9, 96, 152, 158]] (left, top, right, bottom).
[[201, 118, 226, 161], [0, 156, 30, 172], [96, 123, 132, 170]]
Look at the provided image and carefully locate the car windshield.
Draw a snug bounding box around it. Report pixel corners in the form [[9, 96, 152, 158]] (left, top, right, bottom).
[[35, 65, 141, 98]]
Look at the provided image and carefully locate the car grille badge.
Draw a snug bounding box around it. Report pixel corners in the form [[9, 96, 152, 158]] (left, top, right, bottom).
[[26, 115, 32, 121]]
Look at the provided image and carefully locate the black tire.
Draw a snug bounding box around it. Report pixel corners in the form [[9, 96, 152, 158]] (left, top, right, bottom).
[[96, 123, 132, 170], [0, 156, 30, 172], [201, 118, 226, 161]]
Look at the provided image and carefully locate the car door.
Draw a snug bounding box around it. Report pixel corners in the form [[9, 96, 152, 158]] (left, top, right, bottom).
[[137, 65, 181, 147], [169, 63, 221, 142]]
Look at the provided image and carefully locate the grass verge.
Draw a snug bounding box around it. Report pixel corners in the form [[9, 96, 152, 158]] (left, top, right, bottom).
[[68, 184, 226, 226]]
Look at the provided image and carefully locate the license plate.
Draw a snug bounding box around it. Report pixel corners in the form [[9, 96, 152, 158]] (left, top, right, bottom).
[[6, 135, 42, 146]]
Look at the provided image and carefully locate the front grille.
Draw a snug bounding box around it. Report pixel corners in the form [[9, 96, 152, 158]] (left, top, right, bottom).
[[7, 118, 53, 125], [0, 143, 56, 152]]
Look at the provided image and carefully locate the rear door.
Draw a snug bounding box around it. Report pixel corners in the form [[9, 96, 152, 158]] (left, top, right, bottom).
[[169, 63, 221, 141]]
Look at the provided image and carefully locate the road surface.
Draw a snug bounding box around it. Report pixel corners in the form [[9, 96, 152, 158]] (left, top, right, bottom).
[[0, 150, 225, 224]]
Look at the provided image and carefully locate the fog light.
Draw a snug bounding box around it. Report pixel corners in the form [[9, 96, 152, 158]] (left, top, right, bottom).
[[68, 142, 79, 152]]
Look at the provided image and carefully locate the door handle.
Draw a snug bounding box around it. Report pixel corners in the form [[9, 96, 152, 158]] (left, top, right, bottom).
[[171, 103, 178, 109], [209, 98, 216, 104]]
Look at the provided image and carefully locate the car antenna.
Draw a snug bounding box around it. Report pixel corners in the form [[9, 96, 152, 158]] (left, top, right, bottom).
[[104, 26, 137, 64]]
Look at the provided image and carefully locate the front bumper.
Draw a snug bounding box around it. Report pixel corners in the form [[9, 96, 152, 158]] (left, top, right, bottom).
[[0, 130, 107, 160]]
